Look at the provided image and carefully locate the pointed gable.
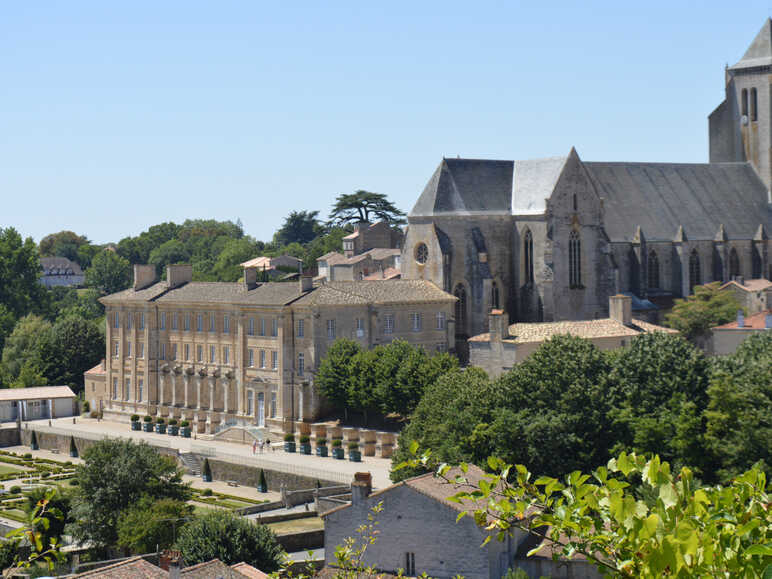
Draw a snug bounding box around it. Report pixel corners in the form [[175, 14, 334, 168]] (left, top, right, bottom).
[[730, 18, 772, 70], [512, 155, 570, 215]]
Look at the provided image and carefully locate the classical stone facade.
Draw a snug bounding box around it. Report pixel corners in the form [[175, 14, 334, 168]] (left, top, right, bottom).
[[95, 265, 455, 432], [402, 22, 772, 355]]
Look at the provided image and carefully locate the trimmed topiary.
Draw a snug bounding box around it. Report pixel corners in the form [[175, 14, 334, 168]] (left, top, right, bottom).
[[143, 415, 153, 423], [202, 458, 212, 482], [258, 469, 268, 493]]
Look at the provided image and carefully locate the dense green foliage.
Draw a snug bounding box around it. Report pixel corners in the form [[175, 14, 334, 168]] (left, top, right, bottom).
[[328, 190, 406, 226], [117, 496, 193, 553], [22, 486, 72, 548], [175, 510, 283, 571], [315, 339, 458, 420], [664, 281, 740, 342], [39, 230, 99, 269], [274, 210, 323, 246], [85, 250, 132, 295], [68, 439, 190, 548], [393, 332, 771, 485]]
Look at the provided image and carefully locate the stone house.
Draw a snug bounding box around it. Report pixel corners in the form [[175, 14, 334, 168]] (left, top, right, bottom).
[[83, 360, 107, 414], [342, 221, 403, 258], [322, 468, 600, 579], [0, 386, 77, 422], [39, 256, 84, 288], [469, 295, 676, 377], [317, 248, 401, 281], [711, 309, 772, 355], [719, 278, 772, 314], [401, 21, 772, 357], [94, 264, 455, 432]]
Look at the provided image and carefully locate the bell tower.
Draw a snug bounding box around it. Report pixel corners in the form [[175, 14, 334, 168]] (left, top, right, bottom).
[[709, 18, 772, 189]]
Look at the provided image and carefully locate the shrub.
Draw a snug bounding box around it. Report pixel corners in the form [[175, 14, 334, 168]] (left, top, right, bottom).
[[70, 479, 79, 486], [316, 438, 328, 445], [23, 453, 31, 459], [202, 458, 212, 480], [29, 431, 37, 448], [180, 420, 189, 428], [41, 472, 50, 479], [332, 439, 342, 448], [299, 435, 310, 444], [130, 414, 140, 422], [143, 415, 153, 423], [258, 469, 267, 491], [168, 419, 178, 426], [82, 401, 90, 413], [156, 417, 165, 424], [202, 488, 213, 497], [283, 433, 294, 442], [90, 411, 98, 418], [348, 442, 359, 450], [9, 486, 20, 494]]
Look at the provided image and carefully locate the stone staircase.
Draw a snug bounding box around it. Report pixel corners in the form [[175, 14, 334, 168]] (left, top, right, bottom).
[[178, 451, 202, 476]]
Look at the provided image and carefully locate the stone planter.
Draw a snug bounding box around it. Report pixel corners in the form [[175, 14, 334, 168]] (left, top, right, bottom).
[[316, 445, 328, 457], [142, 422, 153, 432], [180, 427, 191, 438], [299, 443, 312, 455], [332, 447, 344, 460], [167, 425, 179, 436], [155, 424, 167, 434], [284, 442, 296, 453], [131, 421, 141, 431], [349, 450, 362, 462]]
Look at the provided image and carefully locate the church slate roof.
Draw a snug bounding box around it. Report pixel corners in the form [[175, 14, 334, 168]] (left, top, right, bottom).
[[410, 158, 513, 216], [730, 18, 772, 70], [512, 156, 569, 215], [584, 161, 772, 242]]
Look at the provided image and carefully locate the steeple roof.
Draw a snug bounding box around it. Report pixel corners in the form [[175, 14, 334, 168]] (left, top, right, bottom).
[[730, 18, 772, 70]]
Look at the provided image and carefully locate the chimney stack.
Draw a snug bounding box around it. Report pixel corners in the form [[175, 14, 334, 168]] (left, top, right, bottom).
[[351, 472, 372, 506], [244, 267, 258, 290], [488, 309, 508, 341], [300, 275, 313, 292], [166, 264, 192, 289], [609, 294, 633, 326], [737, 309, 745, 328], [133, 264, 157, 291]]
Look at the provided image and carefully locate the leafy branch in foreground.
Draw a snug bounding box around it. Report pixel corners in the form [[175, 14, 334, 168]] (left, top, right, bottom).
[[398, 442, 772, 578]]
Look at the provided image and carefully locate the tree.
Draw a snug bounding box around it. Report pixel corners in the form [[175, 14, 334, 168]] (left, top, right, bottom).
[[117, 497, 193, 554], [664, 281, 740, 343], [85, 250, 131, 295], [68, 439, 190, 548], [315, 339, 362, 413], [35, 315, 103, 392], [22, 487, 71, 548], [328, 191, 406, 226], [0, 315, 52, 384], [274, 210, 322, 246], [175, 510, 283, 572], [0, 304, 16, 357], [211, 237, 263, 282], [400, 449, 772, 579], [0, 228, 46, 320], [606, 332, 710, 474], [38, 231, 89, 258]]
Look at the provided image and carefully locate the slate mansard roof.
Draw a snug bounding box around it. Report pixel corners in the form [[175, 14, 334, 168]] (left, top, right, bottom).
[[410, 154, 772, 243]]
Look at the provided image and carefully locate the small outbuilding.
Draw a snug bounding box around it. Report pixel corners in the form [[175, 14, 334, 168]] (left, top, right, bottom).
[[0, 386, 78, 422]]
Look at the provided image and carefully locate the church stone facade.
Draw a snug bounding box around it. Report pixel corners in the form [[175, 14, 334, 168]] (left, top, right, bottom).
[[402, 20, 772, 351]]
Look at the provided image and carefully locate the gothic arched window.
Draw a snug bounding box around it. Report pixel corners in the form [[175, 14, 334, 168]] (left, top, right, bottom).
[[647, 249, 660, 290], [729, 247, 741, 279], [689, 249, 701, 292], [752, 245, 763, 279], [751, 88, 758, 121], [524, 230, 534, 285], [454, 284, 467, 336], [491, 281, 500, 310], [742, 88, 749, 116], [569, 230, 581, 287]]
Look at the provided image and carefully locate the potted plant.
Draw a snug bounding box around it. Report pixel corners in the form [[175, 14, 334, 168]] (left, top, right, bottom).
[[29, 430, 38, 451], [315, 437, 328, 457], [167, 419, 179, 436], [299, 435, 312, 455], [201, 458, 212, 482], [180, 420, 191, 438], [348, 441, 361, 462], [257, 468, 268, 493], [142, 415, 153, 432], [130, 414, 141, 431], [331, 439, 344, 459], [69, 436, 78, 458], [284, 433, 296, 453], [155, 417, 166, 434]]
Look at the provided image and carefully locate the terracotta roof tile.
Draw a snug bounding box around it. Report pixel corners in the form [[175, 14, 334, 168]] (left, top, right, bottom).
[[720, 279, 772, 292], [230, 562, 269, 579], [713, 310, 772, 329], [73, 556, 168, 578]]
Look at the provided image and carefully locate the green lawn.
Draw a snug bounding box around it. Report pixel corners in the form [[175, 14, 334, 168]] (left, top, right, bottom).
[[267, 517, 324, 535], [0, 464, 24, 476]]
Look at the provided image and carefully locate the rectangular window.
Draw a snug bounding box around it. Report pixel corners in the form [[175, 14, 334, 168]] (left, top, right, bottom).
[[247, 390, 254, 415], [248, 349, 254, 367], [356, 317, 364, 337], [184, 314, 191, 332], [209, 313, 216, 332], [138, 342, 144, 358], [172, 313, 178, 330], [411, 313, 422, 332], [271, 351, 278, 370], [114, 312, 119, 329], [138, 379, 144, 402], [259, 318, 266, 336], [196, 314, 203, 332], [271, 318, 278, 337], [248, 318, 254, 336], [160, 343, 166, 360], [184, 344, 190, 361], [405, 553, 415, 576], [270, 392, 277, 418], [124, 378, 130, 401], [436, 312, 446, 330], [297, 352, 304, 376], [223, 315, 230, 334], [197, 345, 203, 362], [113, 341, 119, 357], [223, 345, 230, 365], [259, 350, 266, 369], [326, 319, 336, 339], [384, 314, 394, 334], [126, 313, 132, 330], [171, 343, 177, 360], [139, 313, 145, 330], [160, 312, 166, 330], [126, 341, 132, 358], [210, 345, 216, 363], [112, 378, 118, 399], [297, 319, 304, 338]]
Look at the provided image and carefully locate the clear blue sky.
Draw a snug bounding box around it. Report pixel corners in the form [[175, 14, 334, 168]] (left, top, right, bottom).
[[2, 1, 771, 245]]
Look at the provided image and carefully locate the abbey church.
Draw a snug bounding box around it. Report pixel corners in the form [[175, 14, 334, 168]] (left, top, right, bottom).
[[401, 19, 772, 348]]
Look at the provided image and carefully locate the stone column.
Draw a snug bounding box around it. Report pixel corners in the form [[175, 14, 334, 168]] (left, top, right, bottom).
[[158, 374, 165, 408], [209, 377, 215, 411], [171, 373, 177, 407], [183, 374, 189, 408], [223, 379, 229, 415], [196, 376, 202, 410], [237, 378, 243, 415]]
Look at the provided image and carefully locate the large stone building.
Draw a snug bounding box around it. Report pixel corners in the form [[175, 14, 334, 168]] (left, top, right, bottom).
[[402, 21, 772, 353], [96, 264, 455, 431]]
